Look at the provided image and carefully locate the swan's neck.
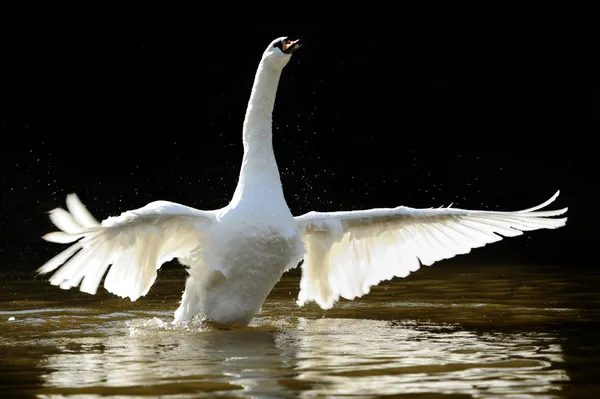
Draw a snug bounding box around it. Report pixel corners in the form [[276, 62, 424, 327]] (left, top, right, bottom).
[[230, 61, 286, 208]]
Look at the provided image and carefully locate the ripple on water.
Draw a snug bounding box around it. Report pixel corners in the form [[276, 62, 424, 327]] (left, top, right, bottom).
[[1, 267, 598, 398]]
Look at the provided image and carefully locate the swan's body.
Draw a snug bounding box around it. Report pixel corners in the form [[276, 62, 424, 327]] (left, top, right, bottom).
[[38, 37, 568, 326]]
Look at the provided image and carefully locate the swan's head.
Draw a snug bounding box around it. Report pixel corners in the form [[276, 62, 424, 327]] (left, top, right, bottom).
[[261, 37, 303, 70]]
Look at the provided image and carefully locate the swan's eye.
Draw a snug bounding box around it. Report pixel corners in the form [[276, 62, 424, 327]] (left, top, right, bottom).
[[273, 39, 286, 51]]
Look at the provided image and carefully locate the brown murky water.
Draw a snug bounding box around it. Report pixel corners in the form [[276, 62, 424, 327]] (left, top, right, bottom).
[[1, 263, 599, 398]]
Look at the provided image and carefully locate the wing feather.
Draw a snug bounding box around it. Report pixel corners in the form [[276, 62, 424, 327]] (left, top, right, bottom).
[[66, 193, 100, 228], [48, 208, 82, 234], [295, 191, 567, 309], [38, 194, 215, 301]]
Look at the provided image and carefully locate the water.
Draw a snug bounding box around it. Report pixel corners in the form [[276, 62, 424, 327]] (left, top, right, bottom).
[[1, 264, 599, 398]]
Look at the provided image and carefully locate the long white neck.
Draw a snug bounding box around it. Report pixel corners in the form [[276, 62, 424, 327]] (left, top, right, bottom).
[[230, 60, 286, 207]]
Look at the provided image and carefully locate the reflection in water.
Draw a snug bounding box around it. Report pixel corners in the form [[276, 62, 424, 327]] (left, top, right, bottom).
[[32, 314, 569, 398], [2, 264, 597, 398], [287, 318, 568, 398]]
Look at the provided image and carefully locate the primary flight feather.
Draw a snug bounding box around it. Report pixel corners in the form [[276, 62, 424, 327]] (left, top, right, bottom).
[[38, 37, 567, 326]]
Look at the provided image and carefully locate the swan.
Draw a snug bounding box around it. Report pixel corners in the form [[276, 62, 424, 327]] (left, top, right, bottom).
[[37, 37, 568, 326]]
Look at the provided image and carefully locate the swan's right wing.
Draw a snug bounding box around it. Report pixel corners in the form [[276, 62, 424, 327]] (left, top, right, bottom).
[[294, 191, 567, 309], [38, 194, 215, 301]]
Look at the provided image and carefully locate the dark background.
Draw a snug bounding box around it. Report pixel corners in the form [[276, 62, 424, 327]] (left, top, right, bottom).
[[0, 3, 596, 271]]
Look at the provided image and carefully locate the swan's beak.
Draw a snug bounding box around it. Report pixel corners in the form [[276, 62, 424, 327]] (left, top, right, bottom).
[[282, 39, 303, 54]]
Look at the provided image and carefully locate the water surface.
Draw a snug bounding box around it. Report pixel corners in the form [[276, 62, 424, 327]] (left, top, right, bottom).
[[1, 263, 598, 398]]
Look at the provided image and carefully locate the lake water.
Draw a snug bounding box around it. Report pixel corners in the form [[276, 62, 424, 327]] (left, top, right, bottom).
[[1, 263, 598, 398]]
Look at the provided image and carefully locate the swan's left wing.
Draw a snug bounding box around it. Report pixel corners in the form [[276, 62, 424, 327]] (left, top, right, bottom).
[[294, 191, 567, 309], [37, 194, 215, 301]]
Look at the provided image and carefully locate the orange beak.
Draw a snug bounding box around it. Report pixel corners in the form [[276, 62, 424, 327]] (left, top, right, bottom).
[[282, 39, 303, 54]]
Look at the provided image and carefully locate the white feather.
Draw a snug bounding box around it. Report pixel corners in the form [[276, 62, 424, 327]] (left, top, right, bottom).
[[37, 37, 568, 326], [48, 208, 82, 233], [295, 191, 568, 309], [39, 198, 215, 301], [66, 193, 100, 228]]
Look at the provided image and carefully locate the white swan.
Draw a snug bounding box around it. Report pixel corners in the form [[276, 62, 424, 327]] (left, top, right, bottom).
[[37, 37, 568, 326]]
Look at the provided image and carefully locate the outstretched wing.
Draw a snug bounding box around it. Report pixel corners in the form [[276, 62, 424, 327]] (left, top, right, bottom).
[[38, 194, 215, 301], [294, 191, 567, 310]]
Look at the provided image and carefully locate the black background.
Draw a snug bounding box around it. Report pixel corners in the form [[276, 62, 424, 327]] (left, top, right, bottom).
[[0, 3, 596, 271]]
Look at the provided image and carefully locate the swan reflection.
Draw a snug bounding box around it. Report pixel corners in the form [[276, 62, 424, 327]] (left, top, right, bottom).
[[38, 315, 568, 398], [282, 318, 568, 398]]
